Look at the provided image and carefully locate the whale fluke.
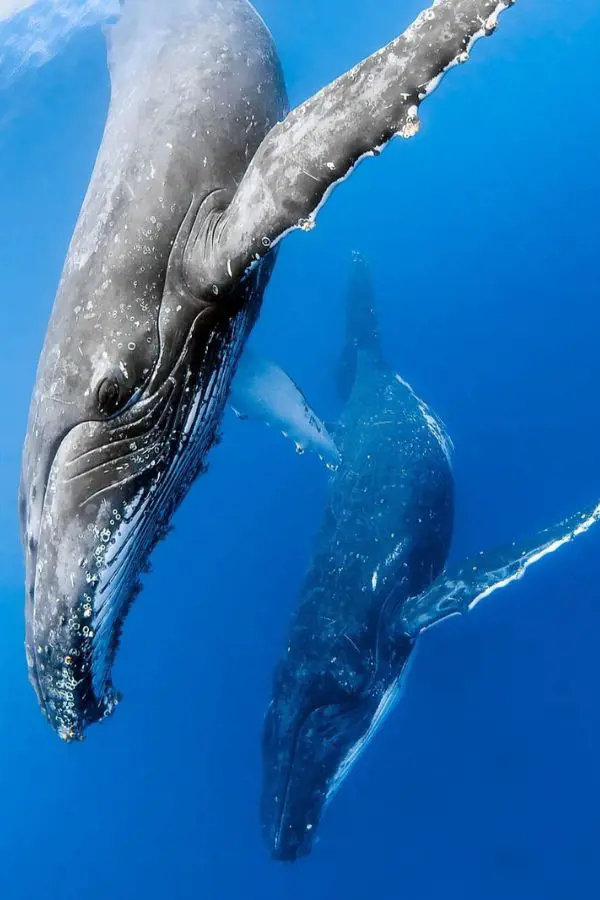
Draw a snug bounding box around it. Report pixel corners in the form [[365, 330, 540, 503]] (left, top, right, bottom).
[[230, 348, 340, 469], [399, 501, 600, 638]]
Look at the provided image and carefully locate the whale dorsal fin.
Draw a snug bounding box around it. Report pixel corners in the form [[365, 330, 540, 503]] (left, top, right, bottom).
[[230, 348, 340, 471], [394, 500, 600, 639], [337, 254, 385, 402]]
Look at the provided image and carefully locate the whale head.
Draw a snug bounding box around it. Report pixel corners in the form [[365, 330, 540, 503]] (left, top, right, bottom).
[[20, 203, 271, 741], [261, 631, 413, 861]]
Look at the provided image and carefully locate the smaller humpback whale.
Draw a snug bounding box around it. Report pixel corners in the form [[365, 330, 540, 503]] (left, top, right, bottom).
[[20, 0, 517, 740], [261, 257, 600, 861]]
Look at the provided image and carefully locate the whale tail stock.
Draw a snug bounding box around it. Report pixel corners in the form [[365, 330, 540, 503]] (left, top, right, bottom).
[[336, 253, 385, 402], [393, 500, 600, 640]]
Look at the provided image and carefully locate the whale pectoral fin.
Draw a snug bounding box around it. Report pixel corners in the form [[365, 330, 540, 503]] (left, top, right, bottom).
[[184, 0, 515, 293], [230, 348, 340, 470], [399, 501, 600, 638]]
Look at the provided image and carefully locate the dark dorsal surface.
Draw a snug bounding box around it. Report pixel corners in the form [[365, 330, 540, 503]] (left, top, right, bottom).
[[295, 258, 453, 692], [262, 261, 454, 860], [291, 359, 454, 702]]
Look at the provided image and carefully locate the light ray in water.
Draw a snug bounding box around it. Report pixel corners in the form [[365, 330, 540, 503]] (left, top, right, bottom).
[[0, 0, 121, 86]]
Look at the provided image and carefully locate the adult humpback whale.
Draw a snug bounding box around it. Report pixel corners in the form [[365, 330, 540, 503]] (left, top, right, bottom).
[[20, 0, 517, 740], [261, 257, 600, 861]]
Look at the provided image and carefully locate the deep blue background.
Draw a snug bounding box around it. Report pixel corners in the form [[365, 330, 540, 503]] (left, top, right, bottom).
[[1, 1, 600, 897]]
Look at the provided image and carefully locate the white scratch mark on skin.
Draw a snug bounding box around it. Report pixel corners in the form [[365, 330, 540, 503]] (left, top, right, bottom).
[[343, 633, 360, 654], [301, 167, 320, 183]]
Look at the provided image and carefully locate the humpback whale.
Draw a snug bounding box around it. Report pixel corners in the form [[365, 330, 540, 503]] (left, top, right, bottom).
[[261, 257, 600, 861], [20, 0, 517, 740]]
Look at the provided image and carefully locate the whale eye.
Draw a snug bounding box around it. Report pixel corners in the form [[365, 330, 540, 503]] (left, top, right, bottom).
[[97, 376, 126, 417]]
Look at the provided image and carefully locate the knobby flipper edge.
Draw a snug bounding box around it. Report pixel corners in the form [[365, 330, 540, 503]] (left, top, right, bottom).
[[399, 500, 600, 638], [183, 0, 516, 295]]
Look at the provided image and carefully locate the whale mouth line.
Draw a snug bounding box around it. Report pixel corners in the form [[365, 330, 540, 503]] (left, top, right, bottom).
[[28, 311, 210, 735], [270, 693, 357, 858], [30, 297, 255, 739], [271, 705, 324, 856], [26, 246, 268, 739], [27, 427, 75, 718], [64, 387, 168, 475], [85, 367, 209, 703], [268, 595, 417, 858], [73, 383, 182, 509], [36, 302, 204, 535]]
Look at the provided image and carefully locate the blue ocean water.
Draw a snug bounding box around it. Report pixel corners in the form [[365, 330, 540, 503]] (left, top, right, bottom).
[[1, 1, 600, 898]]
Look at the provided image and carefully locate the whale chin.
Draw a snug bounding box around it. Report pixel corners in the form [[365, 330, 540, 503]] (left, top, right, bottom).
[[24, 330, 233, 740], [261, 695, 373, 861], [21, 262, 270, 739], [262, 642, 415, 860], [26, 454, 178, 742], [25, 390, 221, 740]]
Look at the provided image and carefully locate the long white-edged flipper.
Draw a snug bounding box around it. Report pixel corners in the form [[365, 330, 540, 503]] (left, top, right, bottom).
[[399, 501, 600, 638], [183, 0, 516, 294], [230, 348, 340, 470]]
